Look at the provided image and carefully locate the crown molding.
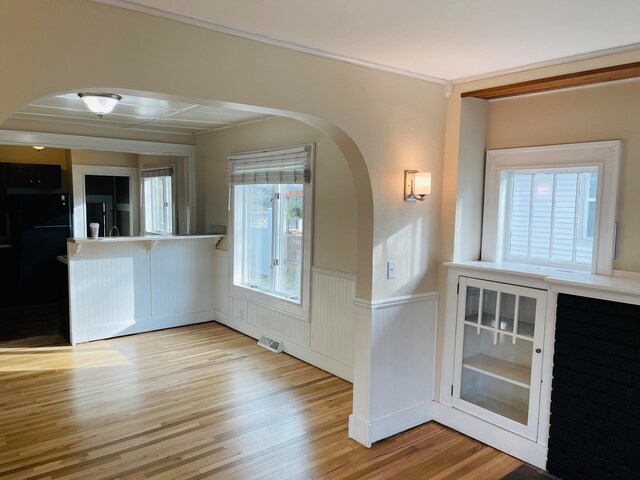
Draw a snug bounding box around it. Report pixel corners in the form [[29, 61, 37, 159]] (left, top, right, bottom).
[[95, 0, 447, 86]]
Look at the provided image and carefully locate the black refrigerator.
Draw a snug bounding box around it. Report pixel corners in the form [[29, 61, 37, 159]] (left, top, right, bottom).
[[8, 194, 72, 304]]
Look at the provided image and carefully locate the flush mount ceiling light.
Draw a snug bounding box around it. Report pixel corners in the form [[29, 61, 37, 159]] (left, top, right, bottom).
[[77, 93, 122, 118], [404, 170, 431, 201]]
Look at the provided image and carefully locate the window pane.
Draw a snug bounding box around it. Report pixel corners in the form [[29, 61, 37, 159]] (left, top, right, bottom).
[[550, 173, 577, 263], [234, 183, 304, 304], [276, 184, 303, 300], [509, 174, 532, 258], [505, 169, 597, 268], [530, 173, 553, 260], [143, 175, 173, 235], [245, 185, 273, 288]]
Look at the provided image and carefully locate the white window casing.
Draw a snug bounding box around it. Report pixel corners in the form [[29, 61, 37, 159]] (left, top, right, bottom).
[[228, 144, 314, 320], [140, 165, 176, 235], [482, 140, 621, 275]]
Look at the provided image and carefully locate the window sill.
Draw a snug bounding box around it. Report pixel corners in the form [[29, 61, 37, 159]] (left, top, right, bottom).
[[444, 261, 640, 302]]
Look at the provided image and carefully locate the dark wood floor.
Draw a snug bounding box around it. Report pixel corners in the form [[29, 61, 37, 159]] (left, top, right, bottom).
[[0, 302, 62, 341], [0, 322, 527, 479]]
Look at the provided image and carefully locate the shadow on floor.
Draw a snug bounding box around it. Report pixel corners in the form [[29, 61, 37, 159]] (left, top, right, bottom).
[[502, 464, 560, 480]]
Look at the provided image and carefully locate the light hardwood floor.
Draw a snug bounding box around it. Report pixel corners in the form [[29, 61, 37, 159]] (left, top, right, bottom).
[[0, 322, 523, 479]]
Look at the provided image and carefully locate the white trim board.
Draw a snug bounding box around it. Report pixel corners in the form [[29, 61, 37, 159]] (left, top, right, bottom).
[[353, 292, 439, 310], [0, 129, 196, 234], [72, 164, 140, 239]]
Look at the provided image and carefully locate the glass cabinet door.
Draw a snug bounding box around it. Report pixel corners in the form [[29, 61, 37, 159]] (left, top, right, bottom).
[[452, 276, 546, 440]]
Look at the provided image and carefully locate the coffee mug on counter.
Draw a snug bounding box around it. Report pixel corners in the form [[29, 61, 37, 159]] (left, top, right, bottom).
[[89, 223, 100, 238]]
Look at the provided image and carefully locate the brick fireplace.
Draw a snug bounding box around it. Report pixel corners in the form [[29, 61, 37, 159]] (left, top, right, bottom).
[[547, 294, 640, 480]]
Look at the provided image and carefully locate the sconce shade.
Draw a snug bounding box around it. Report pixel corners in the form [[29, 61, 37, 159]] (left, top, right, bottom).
[[414, 172, 431, 196], [404, 170, 431, 201], [78, 93, 122, 118], [32, 146, 45, 151]]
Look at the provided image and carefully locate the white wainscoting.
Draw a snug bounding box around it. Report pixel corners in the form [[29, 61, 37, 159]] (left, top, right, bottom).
[[68, 238, 215, 344], [349, 293, 438, 447], [212, 250, 355, 381]]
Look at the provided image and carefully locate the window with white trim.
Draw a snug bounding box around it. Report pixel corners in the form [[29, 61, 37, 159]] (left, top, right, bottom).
[[229, 145, 313, 317], [482, 141, 620, 275], [141, 166, 175, 235]]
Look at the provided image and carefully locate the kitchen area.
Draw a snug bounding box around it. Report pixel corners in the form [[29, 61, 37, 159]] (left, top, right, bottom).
[[0, 146, 71, 339], [0, 141, 222, 344]]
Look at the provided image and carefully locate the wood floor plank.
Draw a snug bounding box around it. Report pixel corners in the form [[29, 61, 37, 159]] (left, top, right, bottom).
[[0, 322, 523, 479]]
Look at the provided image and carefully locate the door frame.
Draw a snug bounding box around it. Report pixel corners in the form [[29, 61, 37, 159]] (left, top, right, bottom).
[[73, 165, 139, 238]]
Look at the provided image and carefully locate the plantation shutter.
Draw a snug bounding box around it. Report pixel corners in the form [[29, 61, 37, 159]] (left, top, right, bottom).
[[228, 145, 312, 185], [506, 169, 597, 265]]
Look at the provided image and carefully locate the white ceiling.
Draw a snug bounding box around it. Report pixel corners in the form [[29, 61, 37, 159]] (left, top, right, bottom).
[[10, 93, 272, 137], [102, 0, 640, 82]]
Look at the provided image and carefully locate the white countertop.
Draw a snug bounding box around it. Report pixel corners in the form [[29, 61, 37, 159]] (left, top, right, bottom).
[[68, 234, 224, 244], [445, 261, 640, 302]]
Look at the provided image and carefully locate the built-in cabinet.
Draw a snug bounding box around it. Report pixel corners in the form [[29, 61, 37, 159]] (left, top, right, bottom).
[[452, 277, 546, 439], [6, 163, 61, 189]]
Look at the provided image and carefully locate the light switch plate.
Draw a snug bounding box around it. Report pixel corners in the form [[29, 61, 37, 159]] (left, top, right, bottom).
[[387, 261, 396, 279]]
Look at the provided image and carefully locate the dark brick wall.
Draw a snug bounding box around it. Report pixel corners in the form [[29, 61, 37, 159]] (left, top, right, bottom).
[[547, 294, 640, 480]]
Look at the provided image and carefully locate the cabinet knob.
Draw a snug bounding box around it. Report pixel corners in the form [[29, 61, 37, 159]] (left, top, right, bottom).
[[535, 348, 542, 354]]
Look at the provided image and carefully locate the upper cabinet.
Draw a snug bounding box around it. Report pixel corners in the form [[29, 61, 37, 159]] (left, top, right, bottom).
[[6, 163, 61, 189]]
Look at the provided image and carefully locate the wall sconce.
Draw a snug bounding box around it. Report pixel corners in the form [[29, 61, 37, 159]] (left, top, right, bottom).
[[404, 170, 431, 201], [32, 146, 45, 152], [78, 93, 122, 118]]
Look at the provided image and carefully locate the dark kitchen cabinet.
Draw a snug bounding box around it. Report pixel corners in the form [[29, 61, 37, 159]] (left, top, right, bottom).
[[7, 163, 61, 188], [0, 164, 7, 240]]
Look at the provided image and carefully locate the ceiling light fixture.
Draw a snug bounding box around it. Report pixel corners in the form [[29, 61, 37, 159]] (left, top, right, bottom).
[[77, 93, 122, 118], [32, 146, 45, 151]]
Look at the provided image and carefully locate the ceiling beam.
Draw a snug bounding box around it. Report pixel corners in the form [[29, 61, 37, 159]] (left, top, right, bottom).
[[462, 62, 640, 100]]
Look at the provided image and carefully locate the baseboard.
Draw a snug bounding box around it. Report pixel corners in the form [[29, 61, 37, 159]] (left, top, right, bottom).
[[369, 401, 432, 444], [72, 310, 214, 344], [432, 401, 548, 469], [214, 310, 353, 382], [348, 413, 371, 447]]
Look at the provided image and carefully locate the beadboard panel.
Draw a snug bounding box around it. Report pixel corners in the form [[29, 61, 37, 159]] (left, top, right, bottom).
[[310, 269, 356, 365], [151, 240, 215, 316], [68, 239, 215, 344], [213, 249, 230, 315], [350, 294, 438, 447], [369, 296, 437, 421], [213, 250, 356, 379], [246, 301, 310, 346], [69, 242, 151, 333]]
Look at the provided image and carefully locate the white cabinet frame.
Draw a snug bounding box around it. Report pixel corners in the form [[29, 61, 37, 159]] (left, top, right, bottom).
[[452, 276, 547, 440]]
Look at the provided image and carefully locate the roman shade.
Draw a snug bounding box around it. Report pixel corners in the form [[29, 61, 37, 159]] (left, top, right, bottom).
[[140, 167, 174, 178], [227, 145, 312, 185]]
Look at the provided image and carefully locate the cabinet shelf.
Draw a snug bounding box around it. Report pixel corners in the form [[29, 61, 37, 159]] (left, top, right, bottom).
[[463, 394, 529, 425], [462, 354, 531, 389]]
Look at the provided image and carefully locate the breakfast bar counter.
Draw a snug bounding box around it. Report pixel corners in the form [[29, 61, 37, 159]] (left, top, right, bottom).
[[66, 234, 224, 344]]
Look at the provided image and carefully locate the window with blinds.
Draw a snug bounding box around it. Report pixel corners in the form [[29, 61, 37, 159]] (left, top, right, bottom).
[[503, 168, 598, 268], [229, 144, 313, 318], [483, 141, 620, 275]]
